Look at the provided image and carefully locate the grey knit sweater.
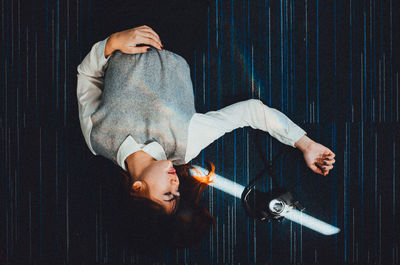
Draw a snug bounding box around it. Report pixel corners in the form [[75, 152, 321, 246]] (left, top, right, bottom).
[[90, 49, 196, 166]]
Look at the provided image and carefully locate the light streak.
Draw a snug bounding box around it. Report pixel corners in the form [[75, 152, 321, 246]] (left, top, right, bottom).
[[282, 208, 340, 236], [191, 165, 340, 236]]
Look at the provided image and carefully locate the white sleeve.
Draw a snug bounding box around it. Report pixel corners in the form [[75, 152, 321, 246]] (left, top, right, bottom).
[[185, 99, 307, 162], [76, 36, 112, 155]]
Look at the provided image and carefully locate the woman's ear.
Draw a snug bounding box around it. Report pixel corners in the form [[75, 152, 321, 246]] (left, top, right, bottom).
[[131, 181, 143, 193]]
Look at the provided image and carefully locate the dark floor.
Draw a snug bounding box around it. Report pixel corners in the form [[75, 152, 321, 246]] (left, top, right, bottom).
[[1, 0, 399, 264]]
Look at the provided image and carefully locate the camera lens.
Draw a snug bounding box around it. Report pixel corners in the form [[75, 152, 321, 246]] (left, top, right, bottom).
[[269, 199, 286, 214]]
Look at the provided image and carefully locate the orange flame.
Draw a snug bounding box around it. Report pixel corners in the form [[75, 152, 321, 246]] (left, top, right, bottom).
[[191, 163, 216, 184]]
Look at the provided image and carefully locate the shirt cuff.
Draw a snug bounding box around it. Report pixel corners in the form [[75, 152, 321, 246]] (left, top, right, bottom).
[[287, 123, 307, 148], [97, 36, 112, 65]]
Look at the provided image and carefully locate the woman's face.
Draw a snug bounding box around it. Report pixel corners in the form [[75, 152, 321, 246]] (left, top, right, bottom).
[[139, 160, 180, 214]]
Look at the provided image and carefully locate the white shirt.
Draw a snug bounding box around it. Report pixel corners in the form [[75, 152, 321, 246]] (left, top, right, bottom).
[[76, 37, 307, 171]]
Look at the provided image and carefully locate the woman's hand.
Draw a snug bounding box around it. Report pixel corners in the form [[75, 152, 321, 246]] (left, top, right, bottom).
[[106, 25, 163, 57], [295, 135, 336, 176]]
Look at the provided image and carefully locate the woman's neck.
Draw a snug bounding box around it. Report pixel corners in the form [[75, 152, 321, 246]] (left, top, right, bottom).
[[125, 151, 155, 180]]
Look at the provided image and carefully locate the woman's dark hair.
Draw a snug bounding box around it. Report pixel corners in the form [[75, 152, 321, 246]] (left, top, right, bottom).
[[106, 161, 216, 252]]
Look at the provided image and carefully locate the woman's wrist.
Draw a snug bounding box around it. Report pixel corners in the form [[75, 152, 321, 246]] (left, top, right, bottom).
[[294, 134, 314, 152], [104, 33, 118, 58]]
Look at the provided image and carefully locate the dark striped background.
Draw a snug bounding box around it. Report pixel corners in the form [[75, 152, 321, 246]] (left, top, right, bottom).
[[1, 0, 399, 264]]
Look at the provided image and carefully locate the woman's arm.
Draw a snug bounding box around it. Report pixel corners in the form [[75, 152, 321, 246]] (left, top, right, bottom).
[[187, 99, 305, 151], [77, 25, 164, 156], [76, 36, 114, 155], [185, 99, 335, 175]]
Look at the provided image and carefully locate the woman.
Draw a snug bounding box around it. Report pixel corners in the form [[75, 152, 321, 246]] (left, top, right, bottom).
[[76, 25, 335, 248]]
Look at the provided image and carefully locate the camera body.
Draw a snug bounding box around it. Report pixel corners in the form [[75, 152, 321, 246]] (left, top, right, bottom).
[[241, 186, 305, 222]]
